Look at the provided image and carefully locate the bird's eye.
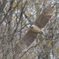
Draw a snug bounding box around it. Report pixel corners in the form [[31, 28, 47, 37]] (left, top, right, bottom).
[[31, 27, 33, 29]]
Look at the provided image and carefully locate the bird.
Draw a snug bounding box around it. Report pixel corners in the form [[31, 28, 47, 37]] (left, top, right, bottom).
[[21, 5, 55, 47], [14, 5, 55, 54]]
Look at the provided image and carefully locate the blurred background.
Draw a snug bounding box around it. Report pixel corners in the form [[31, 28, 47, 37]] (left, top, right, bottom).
[[0, 0, 59, 59]]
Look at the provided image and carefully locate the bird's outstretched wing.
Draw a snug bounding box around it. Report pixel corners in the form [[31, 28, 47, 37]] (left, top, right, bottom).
[[22, 30, 38, 46], [34, 6, 55, 28]]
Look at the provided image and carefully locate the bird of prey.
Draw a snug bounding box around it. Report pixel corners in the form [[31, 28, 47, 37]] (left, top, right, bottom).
[[14, 5, 55, 53], [21, 5, 55, 47]]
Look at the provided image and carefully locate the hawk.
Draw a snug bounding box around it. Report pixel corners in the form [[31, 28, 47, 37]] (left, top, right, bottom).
[[21, 5, 55, 46], [14, 5, 55, 53]]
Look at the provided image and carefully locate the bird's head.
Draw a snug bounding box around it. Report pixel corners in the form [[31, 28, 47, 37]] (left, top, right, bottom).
[[31, 25, 43, 34]]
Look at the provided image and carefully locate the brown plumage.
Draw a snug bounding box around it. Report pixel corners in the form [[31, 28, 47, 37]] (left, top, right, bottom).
[[22, 30, 38, 46], [34, 5, 55, 28]]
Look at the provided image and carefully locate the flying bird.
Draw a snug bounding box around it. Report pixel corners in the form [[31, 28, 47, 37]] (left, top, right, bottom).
[[14, 5, 55, 53], [21, 5, 55, 47]]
